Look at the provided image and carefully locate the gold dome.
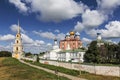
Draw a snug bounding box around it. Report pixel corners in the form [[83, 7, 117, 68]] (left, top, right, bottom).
[[69, 31, 75, 35]]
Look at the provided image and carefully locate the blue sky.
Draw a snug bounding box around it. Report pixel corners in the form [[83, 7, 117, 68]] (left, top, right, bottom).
[[0, 0, 120, 53]]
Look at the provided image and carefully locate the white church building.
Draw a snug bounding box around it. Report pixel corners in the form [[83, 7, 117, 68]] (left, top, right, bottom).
[[41, 32, 86, 63]]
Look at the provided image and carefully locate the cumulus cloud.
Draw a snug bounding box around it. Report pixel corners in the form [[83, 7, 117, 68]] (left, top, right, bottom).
[[85, 29, 98, 38], [9, 0, 28, 13], [55, 29, 60, 33], [74, 0, 120, 33], [21, 33, 34, 44], [86, 21, 120, 38], [97, 0, 120, 14], [10, 24, 26, 33], [74, 9, 106, 32], [31, 0, 87, 22], [47, 43, 52, 46], [9, 0, 87, 22], [0, 45, 12, 52], [33, 31, 65, 40], [0, 34, 15, 41], [33, 31, 56, 39], [74, 21, 84, 32], [82, 37, 92, 44], [82, 9, 106, 27], [20, 33, 51, 53], [99, 21, 120, 38]]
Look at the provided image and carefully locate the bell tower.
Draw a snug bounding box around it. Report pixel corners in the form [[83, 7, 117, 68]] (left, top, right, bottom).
[[12, 20, 23, 59]]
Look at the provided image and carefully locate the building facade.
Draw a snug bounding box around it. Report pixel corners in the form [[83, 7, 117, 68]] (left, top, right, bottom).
[[59, 31, 82, 50], [12, 21, 23, 59], [41, 32, 85, 63]]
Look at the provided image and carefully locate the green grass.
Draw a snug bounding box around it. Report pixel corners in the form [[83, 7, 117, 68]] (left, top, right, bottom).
[[0, 57, 70, 80], [24, 60, 87, 76], [24, 60, 120, 80]]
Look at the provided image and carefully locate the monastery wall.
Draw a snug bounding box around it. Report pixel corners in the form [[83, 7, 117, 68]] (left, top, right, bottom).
[[40, 60, 120, 77]]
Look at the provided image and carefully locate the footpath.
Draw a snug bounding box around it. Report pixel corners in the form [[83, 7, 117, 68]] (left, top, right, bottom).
[[19, 60, 87, 80]]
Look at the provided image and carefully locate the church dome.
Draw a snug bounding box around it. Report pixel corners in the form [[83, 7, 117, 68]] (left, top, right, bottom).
[[54, 38, 57, 41], [66, 32, 70, 36], [75, 32, 80, 36], [69, 31, 75, 35]]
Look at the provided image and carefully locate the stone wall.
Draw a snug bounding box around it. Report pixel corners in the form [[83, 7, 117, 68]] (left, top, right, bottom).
[[40, 60, 120, 77], [22, 57, 34, 61]]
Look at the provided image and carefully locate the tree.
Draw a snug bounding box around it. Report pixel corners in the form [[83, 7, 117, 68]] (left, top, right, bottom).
[[39, 52, 45, 56], [116, 42, 120, 63], [84, 41, 100, 63], [84, 41, 120, 64], [25, 52, 32, 57], [0, 51, 12, 57]]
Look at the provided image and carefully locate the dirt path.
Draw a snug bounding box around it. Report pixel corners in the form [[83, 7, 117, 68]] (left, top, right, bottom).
[[19, 60, 87, 80]]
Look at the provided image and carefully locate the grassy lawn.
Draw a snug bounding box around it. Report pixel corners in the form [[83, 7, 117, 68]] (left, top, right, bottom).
[[24, 60, 120, 80], [0, 57, 70, 80]]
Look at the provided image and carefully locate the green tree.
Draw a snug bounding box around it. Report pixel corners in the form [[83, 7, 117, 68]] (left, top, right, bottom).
[[25, 52, 32, 57], [39, 52, 45, 56], [84, 41, 120, 64], [0, 51, 12, 57], [84, 41, 100, 63]]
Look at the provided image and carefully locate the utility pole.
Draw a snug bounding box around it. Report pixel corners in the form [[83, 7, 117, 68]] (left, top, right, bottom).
[[119, 66, 120, 78], [79, 53, 81, 75]]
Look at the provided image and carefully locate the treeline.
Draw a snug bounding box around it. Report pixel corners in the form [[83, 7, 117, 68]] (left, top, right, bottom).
[[84, 41, 120, 64], [0, 51, 12, 57], [25, 52, 45, 57]]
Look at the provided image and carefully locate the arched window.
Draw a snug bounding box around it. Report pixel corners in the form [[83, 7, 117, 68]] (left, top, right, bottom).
[[17, 35, 19, 37], [16, 47, 18, 51], [17, 40, 19, 43]]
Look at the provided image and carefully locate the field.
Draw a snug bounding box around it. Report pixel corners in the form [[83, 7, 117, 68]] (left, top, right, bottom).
[[0, 57, 69, 80]]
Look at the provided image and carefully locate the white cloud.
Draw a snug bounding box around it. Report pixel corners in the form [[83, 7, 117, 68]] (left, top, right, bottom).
[[31, 0, 87, 22], [21, 34, 34, 44], [74, 9, 106, 32], [9, 0, 87, 22], [33, 40, 45, 47], [86, 21, 120, 38], [55, 29, 60, 33], [21, 33, 45, 46], [74, 0, 120, 33], [10, 24, 26, 33], [47, 43, 52, 46], [0, 45, 12, 52], [85, 29, 98, 38], [97, 0, 120, 10], [57, 33, 65, 40], [33, 31, 65, 40], [82, 9, 106, 27], [20, 33, 49, 53], [82, 37, 92, 44], [33, 31, 56, 39], [0, 34, 15, 41], [74, 21, 84, 32], [100, 21, 120, 38], [9, 0, 28, 13]]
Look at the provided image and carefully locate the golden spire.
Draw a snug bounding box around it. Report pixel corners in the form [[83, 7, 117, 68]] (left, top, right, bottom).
[[18, 20, 20, 34]]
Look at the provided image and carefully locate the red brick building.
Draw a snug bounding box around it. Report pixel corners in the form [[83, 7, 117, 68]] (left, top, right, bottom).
[[59, 31, 82, 50]]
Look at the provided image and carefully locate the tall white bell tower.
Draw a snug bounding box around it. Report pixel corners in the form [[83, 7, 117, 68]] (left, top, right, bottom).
[[12, 21, 23, 59]]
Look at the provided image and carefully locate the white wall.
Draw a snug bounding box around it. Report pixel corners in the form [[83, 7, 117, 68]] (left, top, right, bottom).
[[39, 60, 120, 77]]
